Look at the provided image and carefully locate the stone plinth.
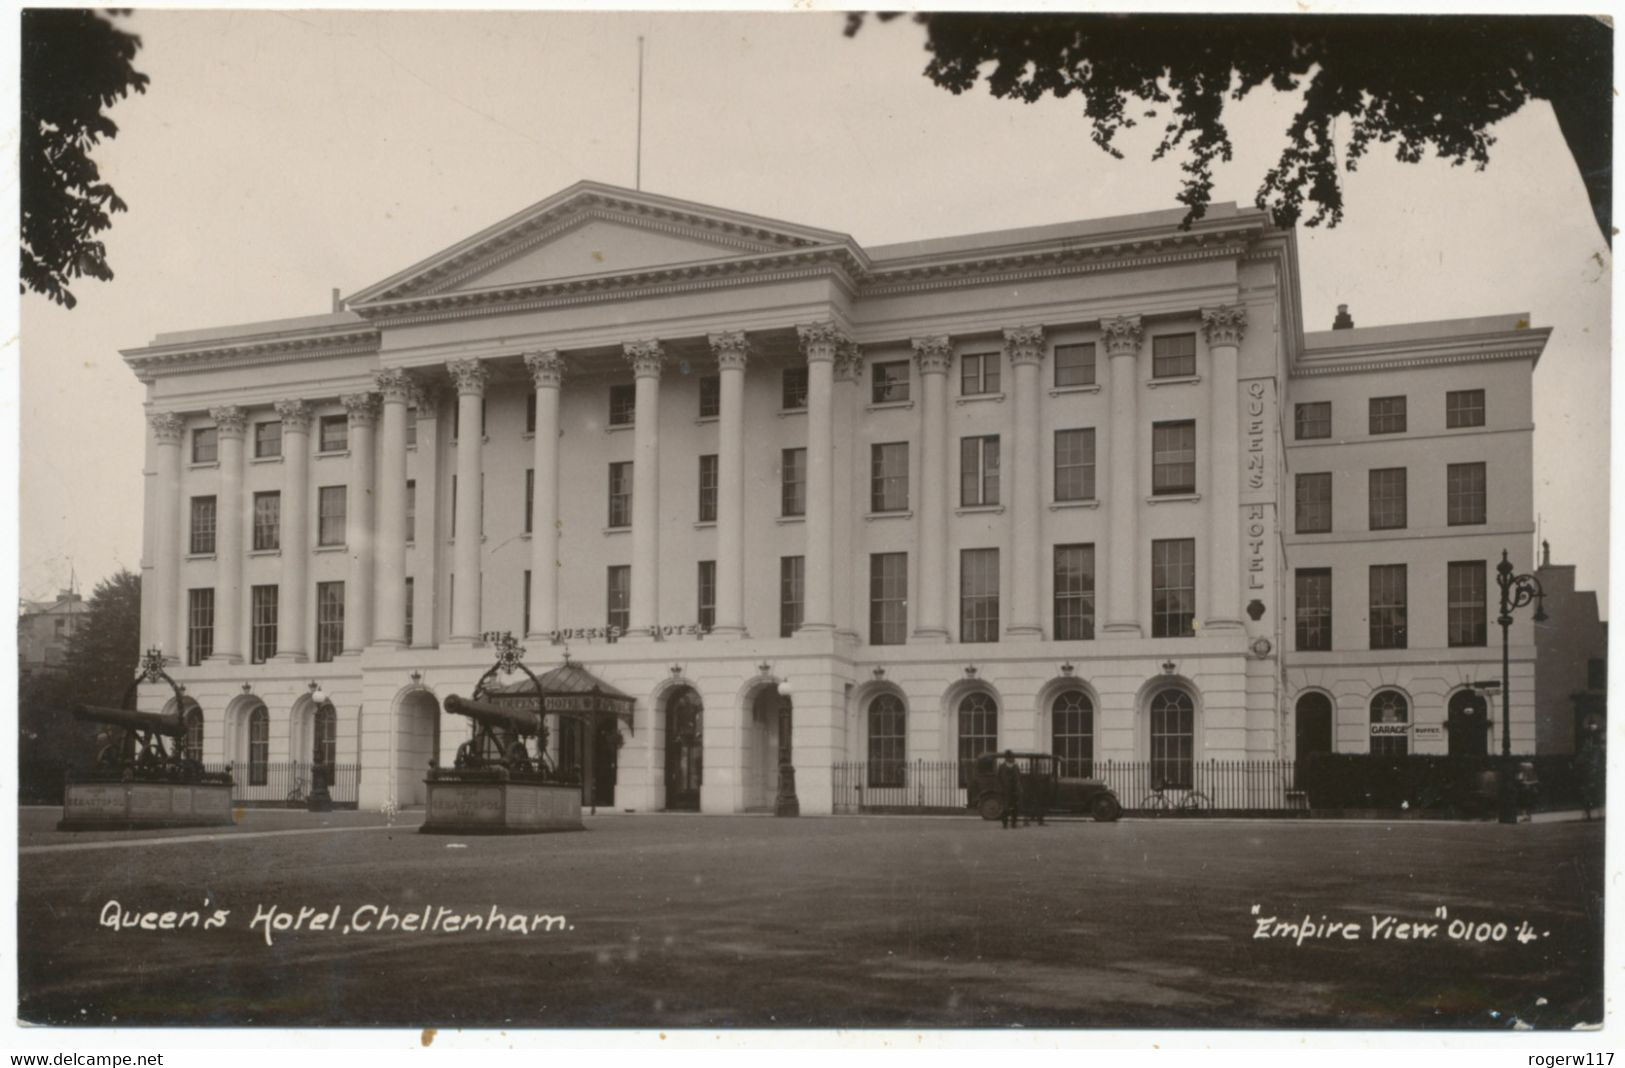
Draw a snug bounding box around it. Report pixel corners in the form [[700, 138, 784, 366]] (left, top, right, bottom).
[[421, 779, 583, 835], [59, 781, 235, 831]]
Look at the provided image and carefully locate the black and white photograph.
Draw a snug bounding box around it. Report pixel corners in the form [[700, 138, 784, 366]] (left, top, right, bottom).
[[10, 4, 1615, 1052]]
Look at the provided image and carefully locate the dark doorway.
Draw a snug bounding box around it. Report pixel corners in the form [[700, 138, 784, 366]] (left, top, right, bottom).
[[592, 716, 618, 807], [1295, 692, 1334, 765], [1447, 690, 1490, 756], [664, 687, 703, 811]]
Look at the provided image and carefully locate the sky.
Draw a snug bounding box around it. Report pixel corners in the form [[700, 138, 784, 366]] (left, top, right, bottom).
[[17, 8, 1612, 615]]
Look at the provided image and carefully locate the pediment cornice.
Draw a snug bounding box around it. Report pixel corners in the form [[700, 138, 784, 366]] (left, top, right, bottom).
[[122, 324, 381, 382]]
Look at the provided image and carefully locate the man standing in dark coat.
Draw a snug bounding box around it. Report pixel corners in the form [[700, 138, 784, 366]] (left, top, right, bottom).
[[997, 750, 1021, 829]]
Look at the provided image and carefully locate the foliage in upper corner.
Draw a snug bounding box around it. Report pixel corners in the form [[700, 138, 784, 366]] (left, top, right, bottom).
[[846, 13, 1612, 244], [21, 9, 151, 309]]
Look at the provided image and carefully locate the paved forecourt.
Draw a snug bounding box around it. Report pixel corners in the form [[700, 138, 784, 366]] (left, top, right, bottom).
[[17, 811, 1603, 1029]]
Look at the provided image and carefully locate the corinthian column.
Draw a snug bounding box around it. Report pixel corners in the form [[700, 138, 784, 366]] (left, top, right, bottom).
[[624, 340, 665, 638], [1202, 304, 1247, 631], [1004, 325, 1045, 640], [524, 350, 565, 640], [796, 320, 847, 635], [707, 331, 751, 639], [272, 400, 311, 661], [341, 392, 378, 653], [447, 358, 487, 643], [207, 406, 247, 662], [372, 369, 411, 647], [912, 336, 952, 643], [832, 341, 863, 642], [1101, 315, 1144, 636], [148, 412, 184, 661]]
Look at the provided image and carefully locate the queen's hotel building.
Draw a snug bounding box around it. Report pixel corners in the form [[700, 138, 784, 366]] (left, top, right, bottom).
[[122, 181, 1550, 813]]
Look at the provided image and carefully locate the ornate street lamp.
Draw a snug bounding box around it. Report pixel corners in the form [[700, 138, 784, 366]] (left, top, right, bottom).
[[775, 679, 799, 817], [1494, 550, 1547, 825], [306, 681, 336, 813]]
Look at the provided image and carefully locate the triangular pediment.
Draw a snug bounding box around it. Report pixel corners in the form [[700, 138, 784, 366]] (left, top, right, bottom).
[[347, 181, 856, 306]]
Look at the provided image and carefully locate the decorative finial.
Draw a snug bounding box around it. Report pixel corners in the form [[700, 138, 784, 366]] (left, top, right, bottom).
[[872, 666, 886, 681], [964, 665, 978, 679], [1162, 659, 1177, 675], [140, 647, 167, 683], [1060, 662, 1075, 677], [493, 631, 526, 674]]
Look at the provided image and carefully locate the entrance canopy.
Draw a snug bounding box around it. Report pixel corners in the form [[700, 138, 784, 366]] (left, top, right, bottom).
[[482, 660, 636, 731]]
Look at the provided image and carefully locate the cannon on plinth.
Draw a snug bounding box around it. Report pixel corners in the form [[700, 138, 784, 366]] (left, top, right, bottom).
[[59, 649, 234, 831], [421, 634, 584, 835]]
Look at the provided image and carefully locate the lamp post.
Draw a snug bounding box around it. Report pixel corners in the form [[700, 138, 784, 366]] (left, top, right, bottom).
[[1494, 550, 1547, 825], [307, 682, 335, 813], [775, 680, 799, 817]]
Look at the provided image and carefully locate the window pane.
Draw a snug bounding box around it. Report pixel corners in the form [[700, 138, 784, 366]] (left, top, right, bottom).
[[1152, 421, 1196, 495], [782, 367, 809, 410], [1368, 468, 1407, 530], [1370, 691, 1410, 756], [609, 384, 636, 426], [956, 692, 998, 785], [1447, 462, 1486, 525], [1054, 343, 1097, 388], [961, 436, 999, 506], [962, 353, 999, 395], [780, 556, 805, 637], [1294, 569, 1332, 651], [190, 496, 217, 555], [187, 588, 214, 666], [697, 561, 716, 632], [253, 492, 280, 551], [698, 454, 718, 523], [1295, 473, 1332, 534], [1052, 691, 1094, 777], [1055, 428, 1096, 502], [1295, 402, 1331, 440], [318, 486, 347, 546], [254, 421, 282, 459], [608, 462, 632, 527], [1369, 396, 1407, 435], [871, 442, 909, 512], [1447, 561, 1488, 647], [1151, 539, 1196, 637], [249, 708, 269, 786], [959, 548, 999, 642], [607, 566, 630, 633], [781, 448, 807, 516], [867, 694, 907, 786], [1369, 564, 1408, 650], [870, 552, 908, 645], [320, 415, 348, 453], [872, 361, 910, 404], [1053, 543, 1095, 641], [1149, 690, 1194, 787], [192, 427, 218, 464], [699, 375, 720, 419], [251, 584, 278, 664], [1152, 333, 1197, 378], [316, 581, 345, 662], [1446, 389, 1485, 428]]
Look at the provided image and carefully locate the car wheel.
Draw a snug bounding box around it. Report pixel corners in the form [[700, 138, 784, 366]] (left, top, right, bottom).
[[1091, 795, 1122, 823], [978, 795, 1004, 821]]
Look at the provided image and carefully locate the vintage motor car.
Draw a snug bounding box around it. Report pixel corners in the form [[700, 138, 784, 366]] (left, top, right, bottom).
[[967, 751, 1122, 822]]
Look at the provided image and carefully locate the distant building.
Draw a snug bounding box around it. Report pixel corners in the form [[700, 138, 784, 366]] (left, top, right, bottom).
[[18, 590, 85, 676], [1535, 542, 1607, 754]]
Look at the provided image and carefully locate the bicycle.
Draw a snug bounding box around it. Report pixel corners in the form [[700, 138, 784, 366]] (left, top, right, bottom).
[[1138, 780, 1213, 816], [286, 775, 309, 807]]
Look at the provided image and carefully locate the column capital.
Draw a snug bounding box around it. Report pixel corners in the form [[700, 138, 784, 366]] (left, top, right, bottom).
[[796, 320, 850, 364], [1003, 325, 1046, 367], [623, 339, 665, 379], [409, 377, 444, 413], [833, 340, 864, 383], [707, 331, 753, 372], [148, 411, 185, 444], [1201, 304, 1248, 348], [208, 405, 248, 439], [375, 368, 415, 403], [912, 335, 953, 375], [523, 350, 566, 390], [446, 357, 488, 396], [1100, 315, 1144, 359], [343, 392, 379, 428], [272, 399, 312, 432]]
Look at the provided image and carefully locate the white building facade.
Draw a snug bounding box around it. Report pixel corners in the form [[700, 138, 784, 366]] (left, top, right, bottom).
[[123, 182, 1550, 812]]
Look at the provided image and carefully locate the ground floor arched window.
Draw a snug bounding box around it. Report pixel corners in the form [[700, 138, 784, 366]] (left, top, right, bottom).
[[867, 694, 906, 787], [247, 705, 269, 786], [957, 692, 998, 786], [1149, 689, 1195, 788], [1370, 690, 1410, 756], [1052, 691, 1094, 777], [1294, 692, 1334, 764]]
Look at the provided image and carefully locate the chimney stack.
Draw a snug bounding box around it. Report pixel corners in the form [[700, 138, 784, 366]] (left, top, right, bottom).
[[1542, 539, 1551, 568], [1332, 304, 1354, 330], [331, 288, 343, 313]]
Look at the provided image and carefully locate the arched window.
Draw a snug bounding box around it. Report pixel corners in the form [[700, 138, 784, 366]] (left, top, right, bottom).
[[1369, 690, 1410, 756], [1149, 689, 1195, 788], [957, 692, 998, 786], [1294, 692, 1334, 764], [1052, 691, 1094, 777], [314, 703, 337, 768], [867, 694, 907, 787], [247, 706, 269, 786], [182, 702, 204, 764]]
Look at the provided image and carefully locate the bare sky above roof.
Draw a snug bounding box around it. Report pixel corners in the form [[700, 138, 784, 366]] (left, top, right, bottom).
[[18, 8, 1611, 613]]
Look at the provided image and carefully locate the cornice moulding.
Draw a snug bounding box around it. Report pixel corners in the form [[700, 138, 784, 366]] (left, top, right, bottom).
[[123, 328, 381, 382], [1290, 344, 1547, 378]]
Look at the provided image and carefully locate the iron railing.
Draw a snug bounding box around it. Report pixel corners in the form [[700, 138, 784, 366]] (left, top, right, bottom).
[[831, 759, 1306, 815], [202, 761, 360, 807]]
